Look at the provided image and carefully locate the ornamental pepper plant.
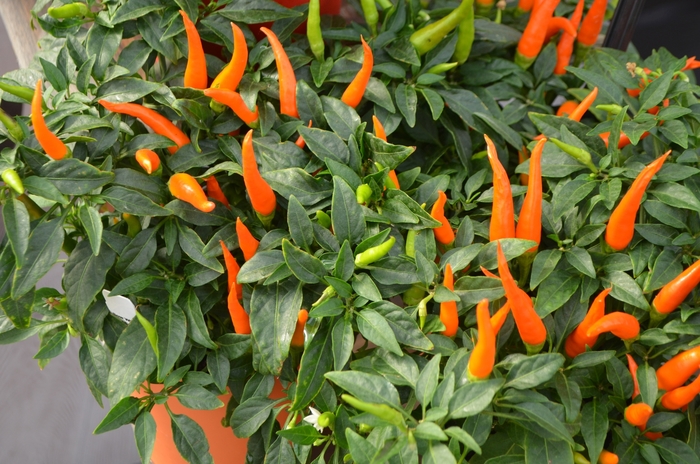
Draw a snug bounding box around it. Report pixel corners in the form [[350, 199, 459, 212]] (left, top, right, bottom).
[[3, 0, 700, 463]]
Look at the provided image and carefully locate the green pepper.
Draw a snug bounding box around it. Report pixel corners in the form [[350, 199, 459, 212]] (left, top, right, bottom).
[[355, 236, 395, 267], [341, 394, 406, 430], [405, 229, 417, 258], [123, 213, 142, 238], [17, 194, 44, 219], [1, 169, 24, 195], [356, 183, 372, 204], [403, 284, 425, 306], [0, 107, 24, 142], [426, 62, 459, 74], [453, 0, 475, 64], [0, 81, 35, 104], [360, 0, 379, 36], [48, 2, 89, 19], [596, 104, 624, 115], [417, 293, 433, 329], [550, 138, 598, 173], [317, 412, 335, 430], [316, 210, 331, 229], [410, 0, 473, 55], [307, 0, 325, 61]]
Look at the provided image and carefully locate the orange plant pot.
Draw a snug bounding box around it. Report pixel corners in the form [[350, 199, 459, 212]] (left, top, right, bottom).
[[134, 380, 287, 464]]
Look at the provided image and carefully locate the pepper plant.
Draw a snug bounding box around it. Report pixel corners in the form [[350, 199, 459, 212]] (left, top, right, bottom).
[[4, 0, 700, 463]]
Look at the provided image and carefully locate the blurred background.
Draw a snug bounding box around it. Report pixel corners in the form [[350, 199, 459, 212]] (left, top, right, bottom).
[[0, 0, 697, 463]]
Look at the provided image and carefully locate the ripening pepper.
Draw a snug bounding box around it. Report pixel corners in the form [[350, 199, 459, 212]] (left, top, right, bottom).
[[497, 242, 546, 354], [227, 283, 251, 334], [515, 0, 559, 69], [135, 149, 161, 175], [516, 138, 545, 252], [360, 0, 379, 36], [651, 259, 700, 321], [627, 354, 640, 399], [467, 299, 496, 381], [586, 312, 640, 343], [206, 176, 230, 208], [168, 173, 215, 212], [564, 287, 611, 358], [605, 152, 670, 251], [291, 309, 309, 348], [342, 37, 373, 109], [242, 130, 277, 224], [1, 169, 24, 195], [307, 0, 325, 61], [123, 213, 141, 238], [261, 27, 299, 118], [656, 345, 700, 392], [210, 22, 248, 91], [372, 116, 400, 189], [430, 191, 455, 245], [236, 217, 260, 261], [32, 80, 69, 160], [661, 374, 700, 410], [180, 10, 208, 89], [410, 0, 474, 55], [440, 264, 459, 338], [485, 135, 515, 242], [220, 240, 243, 297], [355, 237, 395, 268]]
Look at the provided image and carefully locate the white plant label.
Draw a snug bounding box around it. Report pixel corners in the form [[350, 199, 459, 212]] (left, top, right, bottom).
[[102, 290, 136, 323]]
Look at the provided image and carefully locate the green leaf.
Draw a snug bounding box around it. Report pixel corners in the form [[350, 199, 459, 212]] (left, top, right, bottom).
[[134, 411, 156, 464], [109, 273, 157, 297], [654, 437, 700, 464], [276, 426, 323, 445], [505, 353, 565, 390], [34, 329, 70, 359], [639, 71, 674, 112], [395, 84, 417, 127], [581, 398, 608, 463], [534, 270, 581, 317], [530, 249, 563, 289], [207, 349, 230, 394], [38, 158, 114, 195], [345, 429, 378, 464], [78, 205, 103, 256], [570, 350, 615, 369], [0, 290, 34, 329], [11, 217, 64, 298], [416, 354, 441, 408], [178, 223, 224, 273], [331, 176, 366, 245], [292, 319, 334, 411], [94, 396, 141, 434], [64, 241, 116, 320], [510, 402, 574, 445], [637, 363, 658, 408], [606, 271, 649, 309], [555, 372, 582, 423], [107, 319, 157, 404], [101, 186, 171, 216], [264, 436, 296, 463], [174, 384, 224, 410], [86, 24, 123, 80], [356, 309, 402, 356], [650, 182, 700, 212], [287, 196, 314, 251], [552, 179, 597, 219], [332, 317, 353, 372], [112, 0, 164, 24], [448, 379, 504, 419], [565, 247, 596, 278], [366, 133, 415, 171], [181, 290, 217, 350], [3, 197, 29, 268], [169, 411, 214, 464], [79, 335, 111, 404], [282, 239, 327, 284], [218, 0, 303, 23], [231, 397, 276, 438], [325, 371, 401, 408], [156, 304, 187, 381]]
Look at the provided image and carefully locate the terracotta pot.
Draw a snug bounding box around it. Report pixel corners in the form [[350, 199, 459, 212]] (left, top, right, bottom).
[[134, 380, 287, 464]]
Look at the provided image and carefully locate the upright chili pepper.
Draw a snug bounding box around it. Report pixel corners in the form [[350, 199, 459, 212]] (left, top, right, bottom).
[[355, 237, 395, 267], [515, 0, 559, 69], [453, 0, 475, 65], [48, 2, 89, 19], [605, 152, 670, 251], [227, 284, 251, 334], [555, 0, 585, 74], [568, 87, 599, 122], [661, 375, 700, 410], [652, 259, 700, 319], [99, 100, 190, 154], [556, 100, 580, 117], [516, 138, 545, 252], [490, 301, 511, 334], [260, 27, 299, 118], [544, 17, 577, 42], [206, 176, 230, 208], [291, 309, 309, 348], [468, 298, 496, 380], [372, 116, 400, 189], [236, 217, 260, 261], [627, 354, 640, 399], [295, 120, 312, 149], [485, 135, 515, 242], [220, 240, 243, 297], [1, 169, 24, 195], [598, 450, 619, 464], [342, 37, 373, 109], [624, 403, 653, 429], [168, 173, 215, 212], [440, 264, 459, 338], [204, 89, 259, 127], [564, 287, 611, 358], [497, 242, 546, 353], [360, 0, 379, 36], [656, 345, 700, 391], [135, 149, 161, 175], [179, 10, 208, 89], [586, 312, 640, 342], [32, 80, 68, 160], [550, 138, 598, 173], [307, 0, 325, 61], [410, 0, 473, 56], [242, 130, 277, 221], [341, 395, 406, 430], [576, 0, 608, 61], [0, 81, 35, 104], [430, 190, 455, 245], [0, 107, 24, 141], [210, 22, 248, 91]]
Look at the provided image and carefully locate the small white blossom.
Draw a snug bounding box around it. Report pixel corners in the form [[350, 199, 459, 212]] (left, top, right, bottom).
[[303, 407, 324, 432]]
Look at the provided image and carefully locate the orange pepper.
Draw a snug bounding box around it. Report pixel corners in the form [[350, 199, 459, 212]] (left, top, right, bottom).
[[210, 22, 248, 91], [485, 135, 515, 241], [430, 191, 455, 245], [260, 27, 299, 118], [32, 80, 68, 160], [656, 345, 700, 392], [341, 37, 373, 109], [220, 240, 243, 297], [515, 138, 545, 252], [168, 173, 215, 212], [206, 176, 230, 208], [467, 299, 496, 381], [236, 217, 259, 261], [627, 354, 640, 399], [291, 309, 309, 348], [180, 10, 208, 89], [135, 149, 160, 175], [440, 264, 459, 337], [203, 88, 259, 126], [564, 287, 611, 358], [586, 312, 640, 341], [227, 283, 251, 334], [242, 130, 276, 217]]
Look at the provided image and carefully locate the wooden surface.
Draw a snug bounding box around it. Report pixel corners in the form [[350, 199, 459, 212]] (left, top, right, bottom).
[[0, 0, 42, 69]]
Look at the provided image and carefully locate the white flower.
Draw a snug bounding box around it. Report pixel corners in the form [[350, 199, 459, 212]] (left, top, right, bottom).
[[304, 406, 324, 432]]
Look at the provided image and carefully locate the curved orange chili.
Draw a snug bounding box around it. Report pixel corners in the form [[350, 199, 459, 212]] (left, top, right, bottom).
[[242, 130, 276, 217], [544, 17, 577, 42], [515, 0, 559, 69], [599, 450, 619, 464], [577, 0, 608, 48], [227, 283, 251, 334], [516, 138, 545, 252], [430, 190, 455, 245], [291, 309, 309, 348], [135, 149, 160, 175], [556, 100, 579, 117], [220, 240, 243, 297], [554, 0, 584, 74], [564, 287, 611, 358], [586, 312, 640, 341], [373, 116, 400, 189], [467, 299, 495, 381], [568, 87, 598, 122], [210, 22, 248, 91], [624, 403, 652, 429], [661, 374, 700, 410], [605, 151, 670, 251], [260, 27, 299, 118], [440, 264, 459, 337], [236, 217, 259, 261], [168, 173, 215, 212], [99, 100, 190, 154], [206, 176, 230, 208], [652, 259, 700, 316], [180, 10, 207, 89], [341, 37, 373, 109], [490, 301, 510, 334], [203, 88, 259, 126], [295, 120, 312, 149], [600, 130, 650, 149], [627, 354, 640, 399], [32, 80, 68, 160], [656, 345, 700, 392], [485, 135, 515, 242], [497, 242, 546, 352]]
